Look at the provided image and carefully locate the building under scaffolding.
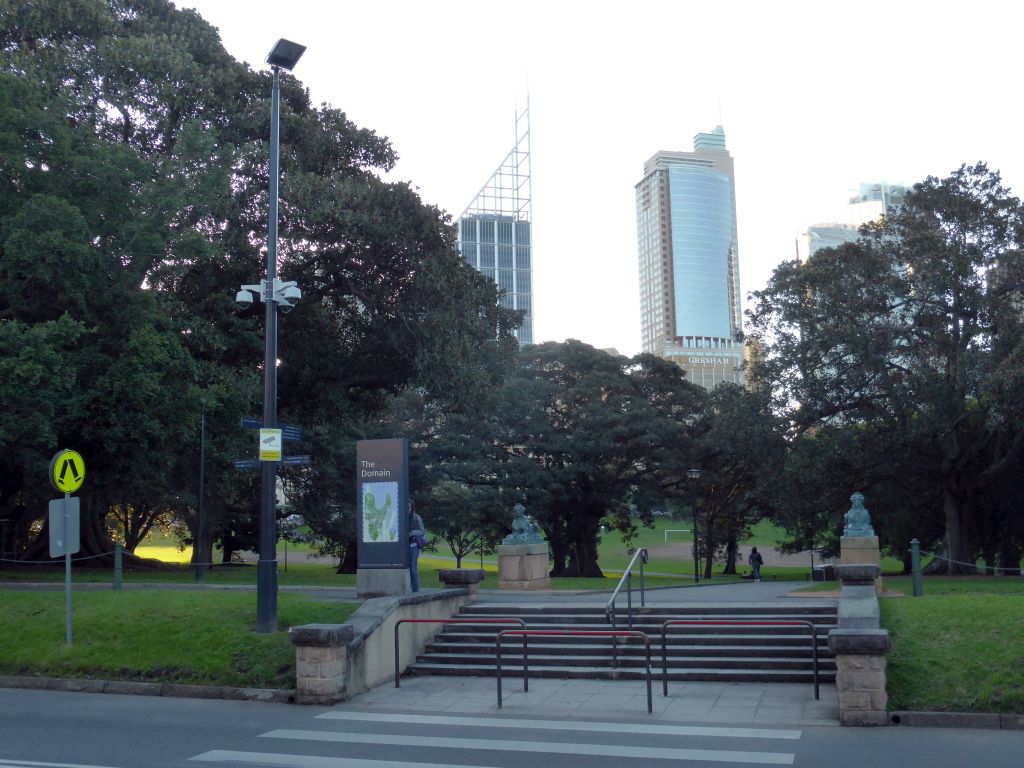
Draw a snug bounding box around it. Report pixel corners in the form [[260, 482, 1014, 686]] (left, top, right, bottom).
[[457, 102, 533, 345]]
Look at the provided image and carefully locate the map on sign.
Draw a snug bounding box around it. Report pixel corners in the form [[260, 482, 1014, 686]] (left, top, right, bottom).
[[49, 449, 85, 494], [361, 481, 399, 543]]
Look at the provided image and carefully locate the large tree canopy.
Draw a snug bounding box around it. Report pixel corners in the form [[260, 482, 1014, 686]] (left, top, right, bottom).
[[748, 164, 1024, 573], [0, 0, 519, 564]]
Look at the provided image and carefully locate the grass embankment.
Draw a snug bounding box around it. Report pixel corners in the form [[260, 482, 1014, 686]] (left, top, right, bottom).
[[0, 590, 357, 689], [881, 577, 1024, 714]]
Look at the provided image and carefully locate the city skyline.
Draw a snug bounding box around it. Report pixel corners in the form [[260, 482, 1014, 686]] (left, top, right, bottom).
[[180, 0, 1024, 357]]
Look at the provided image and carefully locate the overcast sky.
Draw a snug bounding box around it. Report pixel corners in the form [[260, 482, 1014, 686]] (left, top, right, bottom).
[[180, 0, 1021, 356]]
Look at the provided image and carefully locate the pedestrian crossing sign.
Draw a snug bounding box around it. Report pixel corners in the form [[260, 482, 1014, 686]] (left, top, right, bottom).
[[49, 449, 85, 494]]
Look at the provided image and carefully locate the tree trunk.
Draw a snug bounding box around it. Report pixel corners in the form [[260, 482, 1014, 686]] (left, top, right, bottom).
[[702, 515, 716, 579], [942, 486, 975, 574], [337, 543, 357, 574], [563, 516, 603, 578], [722, 537, 738, 575]]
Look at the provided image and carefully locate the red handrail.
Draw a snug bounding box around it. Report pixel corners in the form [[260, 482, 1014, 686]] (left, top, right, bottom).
[[659, 619, 820, 699], [496, 629, 653, 713], [394, 617, 525, 688]]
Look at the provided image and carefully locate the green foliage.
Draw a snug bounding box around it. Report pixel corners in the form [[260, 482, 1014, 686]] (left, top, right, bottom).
[[0, 589, 358, 688], [749, 164, 1024, 574]]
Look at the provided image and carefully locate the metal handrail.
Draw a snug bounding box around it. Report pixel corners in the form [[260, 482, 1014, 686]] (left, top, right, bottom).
[[660, 619, 820, 700], [496, 628, 653, 713], [605, 547, 647, 667], [394, 617, 525, 687]]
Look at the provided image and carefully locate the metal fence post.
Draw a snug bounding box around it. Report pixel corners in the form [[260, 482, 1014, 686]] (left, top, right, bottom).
[[910, 538, 923, 597], [113, 543, 122, 591]]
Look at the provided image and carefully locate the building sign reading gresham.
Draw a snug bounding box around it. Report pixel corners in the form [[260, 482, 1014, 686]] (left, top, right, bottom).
[[356, 438, 409, 569], [687, 355, 732, 367]]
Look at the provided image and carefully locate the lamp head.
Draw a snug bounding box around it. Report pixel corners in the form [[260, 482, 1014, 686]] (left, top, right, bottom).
[[266, 39, 306, 71], [687, 468, 701, 481]]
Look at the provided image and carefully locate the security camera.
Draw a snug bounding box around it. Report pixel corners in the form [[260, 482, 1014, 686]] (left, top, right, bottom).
[[281, 284, 302, 303], [236, 289, 254, 308]]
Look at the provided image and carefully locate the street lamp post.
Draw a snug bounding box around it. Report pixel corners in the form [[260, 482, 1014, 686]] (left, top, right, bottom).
[[688, 468, 701, 583], [238, 39, 306, 634]]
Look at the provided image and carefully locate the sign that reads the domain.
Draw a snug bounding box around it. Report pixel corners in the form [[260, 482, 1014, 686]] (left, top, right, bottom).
[[355, 438, 409, 569]]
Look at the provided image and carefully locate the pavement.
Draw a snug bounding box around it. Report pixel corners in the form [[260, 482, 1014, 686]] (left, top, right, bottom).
[[345, 579, 840, 727]]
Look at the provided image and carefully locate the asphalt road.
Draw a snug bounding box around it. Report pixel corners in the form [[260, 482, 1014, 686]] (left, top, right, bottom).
[[2, 688, 1022, 768]]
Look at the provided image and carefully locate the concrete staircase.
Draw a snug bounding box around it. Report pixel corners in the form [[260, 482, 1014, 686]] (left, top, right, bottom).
[[407, 603, 837, 684]]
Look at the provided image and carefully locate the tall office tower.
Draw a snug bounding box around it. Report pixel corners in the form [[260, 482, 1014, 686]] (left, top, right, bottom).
[[457, 103, 533, 345], [797, 183, 906, 262], [636, 126, 743, 390]]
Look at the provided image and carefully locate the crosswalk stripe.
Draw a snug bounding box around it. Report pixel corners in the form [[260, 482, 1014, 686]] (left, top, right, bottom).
[[0, 761, 120, 768], [259, 729, 796, 765], [190, 752, 498, 767], [317, 711, 802, 740]]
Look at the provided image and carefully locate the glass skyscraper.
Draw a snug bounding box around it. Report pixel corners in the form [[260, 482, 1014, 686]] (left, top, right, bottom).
[[457, 103, 533, 345], [636, 126, 743, 389]]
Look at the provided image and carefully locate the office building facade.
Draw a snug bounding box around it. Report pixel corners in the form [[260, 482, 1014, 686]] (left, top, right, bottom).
[[457, 103, 533, 345], [636, 126, 743, 389], [797, 183, 906, 262]]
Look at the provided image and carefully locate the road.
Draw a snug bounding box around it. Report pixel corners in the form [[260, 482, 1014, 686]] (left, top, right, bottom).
[[1, 688, 1022, 768]]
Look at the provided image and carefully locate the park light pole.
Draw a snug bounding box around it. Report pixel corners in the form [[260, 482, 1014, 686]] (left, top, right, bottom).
[[237, 38, 306, 634], [687, 467, 701, 583]]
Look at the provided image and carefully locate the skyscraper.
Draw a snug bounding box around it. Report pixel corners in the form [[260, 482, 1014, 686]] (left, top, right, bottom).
[[457, 103, 533, 345], [636, 126, 743, 389], [797, 183, 906, 263]]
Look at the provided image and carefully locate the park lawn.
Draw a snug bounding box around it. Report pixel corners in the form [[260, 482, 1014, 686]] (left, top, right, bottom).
[[883, 590, 1024, 713], [0, 590, 358, 689]]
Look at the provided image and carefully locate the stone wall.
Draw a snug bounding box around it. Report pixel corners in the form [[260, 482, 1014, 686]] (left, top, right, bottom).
[[291, 588, 472, 704]]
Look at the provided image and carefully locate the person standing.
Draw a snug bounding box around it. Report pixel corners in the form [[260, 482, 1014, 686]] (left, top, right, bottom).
[[408, 500, 425, 593], [748, 546, 764, 583]]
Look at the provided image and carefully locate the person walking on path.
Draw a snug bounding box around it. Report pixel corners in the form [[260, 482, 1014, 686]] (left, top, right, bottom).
[[408, 501, 426, 593], [748, 547, 764, 582]]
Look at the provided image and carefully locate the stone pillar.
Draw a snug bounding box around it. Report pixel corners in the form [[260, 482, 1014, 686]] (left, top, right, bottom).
[[840, 535, 883, 594], [497, 543, 549, 590], [829, 629, 891, 726], [289, 623, 354, 705], [438, 568, 486, 595]]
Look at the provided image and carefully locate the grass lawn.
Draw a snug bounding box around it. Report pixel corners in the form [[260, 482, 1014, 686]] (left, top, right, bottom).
[[883, 583, 1024, 713], [0, 590, 358, 689]]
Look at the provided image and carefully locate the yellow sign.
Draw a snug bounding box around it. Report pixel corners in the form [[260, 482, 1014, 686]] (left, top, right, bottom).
[[49, 449, 85, 494], [259, 429, 282, 461]]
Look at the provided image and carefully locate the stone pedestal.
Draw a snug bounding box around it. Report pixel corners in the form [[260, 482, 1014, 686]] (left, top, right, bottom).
[[438, 568, 486, 595], [829, 629, 891, 726], [841, 536, 882, 594], [357, 567, 410, 598], [497, 543, 549, 590], [289, 623, 354, 705]]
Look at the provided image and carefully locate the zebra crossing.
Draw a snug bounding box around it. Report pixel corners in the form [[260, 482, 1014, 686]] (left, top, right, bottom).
[[190, 710, 800, 767]]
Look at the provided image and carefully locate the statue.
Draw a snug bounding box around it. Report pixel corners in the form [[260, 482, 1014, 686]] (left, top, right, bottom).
[[501, 503, 545, 544], [843, 492, 876, 537]]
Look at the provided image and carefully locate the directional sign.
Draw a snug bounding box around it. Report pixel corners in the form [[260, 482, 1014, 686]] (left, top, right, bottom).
[[49, 450, 85, 494], [259, 428, 283, 461], [241, 418, 303, 442], [281, 455, 312, 466], [234, 459, 261, 471], [48, 497, 81, 557]]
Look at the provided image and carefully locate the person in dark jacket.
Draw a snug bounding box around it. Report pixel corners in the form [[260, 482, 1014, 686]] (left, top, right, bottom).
[[408, 500, 425, 593], [748, 547, 764, 582]]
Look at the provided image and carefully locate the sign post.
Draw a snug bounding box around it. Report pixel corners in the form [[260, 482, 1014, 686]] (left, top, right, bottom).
[[355, 439, 409, 597], [48, 449, 85, 646]]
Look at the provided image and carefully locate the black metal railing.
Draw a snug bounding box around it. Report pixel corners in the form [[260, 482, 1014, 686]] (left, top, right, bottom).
[[393, 617, 525, 687], [496, 628, 654, 713], [660, 619, 820, 699]]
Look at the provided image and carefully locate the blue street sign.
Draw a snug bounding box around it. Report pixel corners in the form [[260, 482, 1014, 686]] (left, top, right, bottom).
[[241, 418, 302, 441]]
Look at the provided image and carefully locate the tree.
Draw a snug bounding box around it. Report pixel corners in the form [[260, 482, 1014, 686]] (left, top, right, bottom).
[[748, 164, 1024, 573], [496, 342, 702, 577]]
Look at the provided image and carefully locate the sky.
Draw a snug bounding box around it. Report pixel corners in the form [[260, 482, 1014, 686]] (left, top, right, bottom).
[[180, 0, 1022, 357]]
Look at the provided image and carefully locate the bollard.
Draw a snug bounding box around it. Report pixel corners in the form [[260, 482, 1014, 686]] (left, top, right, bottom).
[[910, 538, 923, 597], [113, 543, 122, 591]]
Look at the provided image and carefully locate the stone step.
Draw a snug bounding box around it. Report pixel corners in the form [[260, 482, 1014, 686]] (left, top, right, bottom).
[[463, 604, 838, 617], [426, 641, 830, 659], [432, 623, 835, 639], [434, 630, 831, 651], [407, 662, 835, 684], [417, 652, 834, 672]]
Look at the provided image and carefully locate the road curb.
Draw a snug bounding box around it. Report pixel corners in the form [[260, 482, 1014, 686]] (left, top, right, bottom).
[[0, 675, 293, 704], [890, 711, 1024, 729]]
